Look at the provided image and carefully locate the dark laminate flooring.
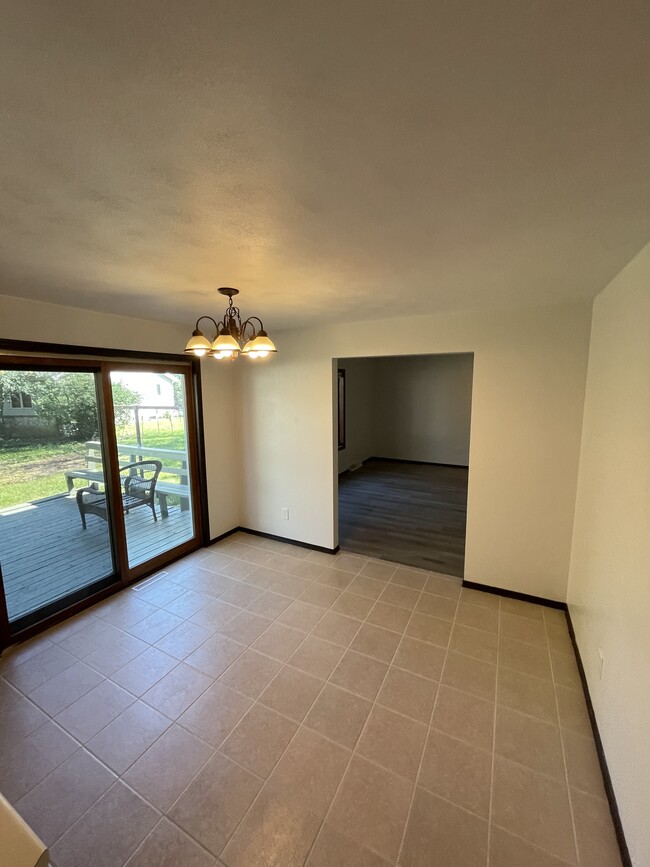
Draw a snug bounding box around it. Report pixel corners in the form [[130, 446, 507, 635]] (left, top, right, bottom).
[[338, 458, 468, 577]]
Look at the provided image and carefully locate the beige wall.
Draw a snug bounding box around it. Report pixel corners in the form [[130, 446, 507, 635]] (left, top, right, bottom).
[[338, 353, 473, 472], [372, 353, 473, 466], [240, 301, 591, 600], [0, 293, 239, 539], [567, 243, 650, 867]]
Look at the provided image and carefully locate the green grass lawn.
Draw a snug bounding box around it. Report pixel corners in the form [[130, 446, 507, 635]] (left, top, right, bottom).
[[0, 420, 188, 509], [0, 474, 67, 509], [115, 420, 187, 452]]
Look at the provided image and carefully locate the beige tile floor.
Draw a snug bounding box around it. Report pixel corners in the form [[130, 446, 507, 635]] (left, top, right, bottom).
[[0, 532, 623, 867]]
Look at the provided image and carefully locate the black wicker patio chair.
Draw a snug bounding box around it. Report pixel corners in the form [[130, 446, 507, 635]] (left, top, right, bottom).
[[76, 460, 163, 529]]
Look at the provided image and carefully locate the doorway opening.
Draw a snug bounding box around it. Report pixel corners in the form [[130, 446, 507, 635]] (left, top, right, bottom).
[[335, 353, 473, 577]]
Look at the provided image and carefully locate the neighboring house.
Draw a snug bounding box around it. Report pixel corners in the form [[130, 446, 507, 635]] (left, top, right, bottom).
[[1, 391, 37, 418], [0, 391, 41, 428], [0, 390, 58, 436], [113, 372, 177, 420]]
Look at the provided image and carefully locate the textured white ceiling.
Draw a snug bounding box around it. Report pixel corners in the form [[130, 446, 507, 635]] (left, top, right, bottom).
[[1, 1, 649, 330]]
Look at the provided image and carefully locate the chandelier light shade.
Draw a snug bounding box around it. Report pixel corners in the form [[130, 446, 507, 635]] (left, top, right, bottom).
[[184, 288, 277, 361]]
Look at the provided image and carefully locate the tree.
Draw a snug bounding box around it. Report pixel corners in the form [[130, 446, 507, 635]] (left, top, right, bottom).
[[0, 371, 140, 441], [111, 381, 142, 428], [172, 375, 184, 409]]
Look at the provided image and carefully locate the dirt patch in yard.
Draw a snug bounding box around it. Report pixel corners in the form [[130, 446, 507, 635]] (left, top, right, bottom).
[[2, 454, 85, 484]]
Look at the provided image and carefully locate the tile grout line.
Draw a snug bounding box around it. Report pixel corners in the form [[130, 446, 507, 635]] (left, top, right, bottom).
[[304, 572, 453, 866], [182, 664, 594, 798], [2, 542, 594, 867], [0, 543, 460, 863], [4, 579, 464, 790], [199, 563, 402, 863], [394, 584, 463, 867], [546, 610, 581, 867], [6, 568, 454, 781], [300, 617, 420, 863], [0, 558, 596, 867], [3, 556, 461, 682], [154, 551, 419, 858], [122, 815, 217, 867], [18, 555, 360, 858], [1, 561, 329, 838], [485, 596, 502, 867]]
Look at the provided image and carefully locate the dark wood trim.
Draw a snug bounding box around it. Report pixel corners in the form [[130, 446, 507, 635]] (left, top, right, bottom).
[[237, 527, 339, 555], [99, 363, 130, 585], [105, 361, 204, 584], [3, 540, 201, 649], [192, 359, 211, 546], [461, 579, 566, 610], [0, 344, 205, 650], [208, 527, 240, 546], [176, 364, 204, 550], [368, 456, 469, 469], [0, 337, 190, 363], [0, 562, 12, 648], [125, 537, 200, 582], [564, 609, 632, 867], [6, 580, 121, 648], [207, 526, 339, 556], [9, 574, 120, 635], [0, 356, 103, 371], [462, 580, 631, 866], [102, 360, 191, 374], [337, 368, 346, 451]]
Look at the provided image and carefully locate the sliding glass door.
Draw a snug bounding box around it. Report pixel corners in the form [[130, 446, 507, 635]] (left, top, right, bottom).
[[0, 358, 202, 642], [0, 367, 118, 632], [108, 369, 197, 569]]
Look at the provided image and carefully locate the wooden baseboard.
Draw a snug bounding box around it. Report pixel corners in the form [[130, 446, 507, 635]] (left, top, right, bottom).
[[564, 609, 632, 867], [208, 526, 339, 556], [463, 579, 631, 866], [461, 579, 566, 610], [207, 527, 239, 546]]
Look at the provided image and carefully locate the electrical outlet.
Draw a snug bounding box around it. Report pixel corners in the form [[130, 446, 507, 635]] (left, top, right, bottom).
[[281, 507, 289, 520], [598, 648, 605, 680]]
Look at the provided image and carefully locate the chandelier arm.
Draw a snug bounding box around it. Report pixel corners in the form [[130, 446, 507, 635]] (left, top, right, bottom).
[[195, 316, 220, 336], [241, 316, 265, 336]]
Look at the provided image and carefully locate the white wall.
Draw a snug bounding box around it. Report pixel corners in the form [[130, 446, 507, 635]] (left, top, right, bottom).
[[0, 293, 239, 539], [372, 353, 473, 466], [337, 358, 377, 473], [567, 243, 650, 867], [240, 301, 591, 600]]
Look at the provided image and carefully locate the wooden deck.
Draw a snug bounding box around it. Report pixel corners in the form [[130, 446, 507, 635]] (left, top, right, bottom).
[[0, 494, 194, 623]]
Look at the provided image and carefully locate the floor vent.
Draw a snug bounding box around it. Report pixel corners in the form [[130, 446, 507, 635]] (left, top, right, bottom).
[[132, 571, 168, 591], [348, 461, 363, 472]]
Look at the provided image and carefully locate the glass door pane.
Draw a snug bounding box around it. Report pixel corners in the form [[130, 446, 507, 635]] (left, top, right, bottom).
[[0, 369, 117, 632], [109, 370, 196, 569]]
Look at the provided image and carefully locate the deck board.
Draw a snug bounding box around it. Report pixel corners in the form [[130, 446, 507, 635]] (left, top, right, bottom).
[[0, 494, 194, 622]]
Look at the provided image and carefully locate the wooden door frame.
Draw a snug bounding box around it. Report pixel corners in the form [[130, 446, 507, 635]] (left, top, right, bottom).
[[0, 342, 209, 649], [102, 361, 204, 583]]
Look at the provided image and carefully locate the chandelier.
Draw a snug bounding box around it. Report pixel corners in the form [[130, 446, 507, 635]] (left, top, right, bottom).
[[184, 288, 277, 361]]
